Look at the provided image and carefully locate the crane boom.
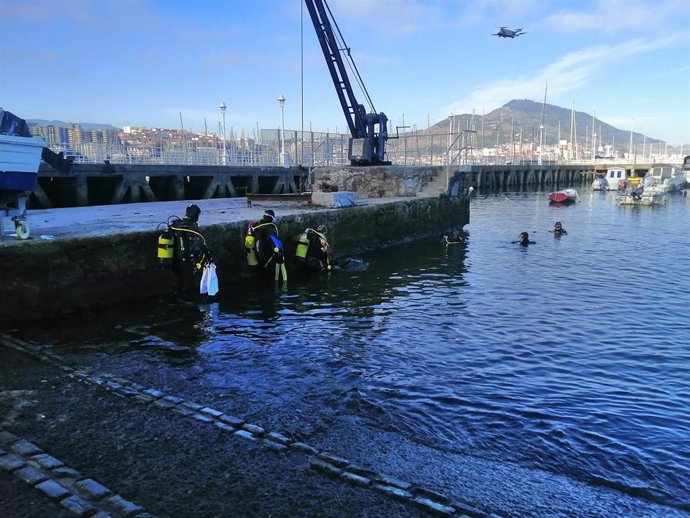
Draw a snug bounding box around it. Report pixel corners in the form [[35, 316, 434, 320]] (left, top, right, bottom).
[[304, 0, 389, 165]]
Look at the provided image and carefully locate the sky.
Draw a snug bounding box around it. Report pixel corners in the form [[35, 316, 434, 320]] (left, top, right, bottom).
[[2, 0, 689, 145]]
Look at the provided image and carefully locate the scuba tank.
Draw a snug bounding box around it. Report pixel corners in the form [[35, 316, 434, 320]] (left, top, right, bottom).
[[157, 228, 175, 268], [295, 232, 310, 261], [244, 233, 258, 267]]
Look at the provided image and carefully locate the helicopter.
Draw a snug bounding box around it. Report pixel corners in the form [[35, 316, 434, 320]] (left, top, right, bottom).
[[493, 27, 526, 38]]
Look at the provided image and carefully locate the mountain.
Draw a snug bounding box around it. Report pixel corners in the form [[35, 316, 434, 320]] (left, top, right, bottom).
[[419, 99, 670, 155], [26, 119, 121, 131]]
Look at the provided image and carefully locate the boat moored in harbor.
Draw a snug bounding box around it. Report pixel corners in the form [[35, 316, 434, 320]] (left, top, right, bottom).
[[641, 163, 687, 194], [548, 188, 578, 204]]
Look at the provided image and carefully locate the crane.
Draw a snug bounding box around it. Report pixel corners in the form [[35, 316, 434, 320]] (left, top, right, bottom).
[[304, 0, 390, 166]]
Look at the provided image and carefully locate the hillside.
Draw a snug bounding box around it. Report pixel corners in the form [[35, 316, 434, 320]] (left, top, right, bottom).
[[418, 100, 670, 155]]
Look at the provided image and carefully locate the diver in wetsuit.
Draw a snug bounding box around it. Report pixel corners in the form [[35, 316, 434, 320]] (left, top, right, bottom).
[[170, 204, 208, 299]]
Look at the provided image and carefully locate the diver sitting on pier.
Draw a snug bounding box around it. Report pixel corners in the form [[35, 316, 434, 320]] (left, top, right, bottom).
[[294, 225, 333, 272]]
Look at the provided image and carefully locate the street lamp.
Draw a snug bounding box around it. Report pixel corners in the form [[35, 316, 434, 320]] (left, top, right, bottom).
[[219, 102, 227, 166], [277, 95, 287, 167]]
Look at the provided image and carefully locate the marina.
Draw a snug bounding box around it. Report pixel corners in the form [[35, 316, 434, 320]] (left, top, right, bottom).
[[1, 189, 689, 517]]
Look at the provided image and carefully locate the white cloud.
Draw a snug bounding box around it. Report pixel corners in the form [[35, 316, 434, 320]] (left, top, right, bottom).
[[541, 0, 689, 33], [442, 35, 684, 118]]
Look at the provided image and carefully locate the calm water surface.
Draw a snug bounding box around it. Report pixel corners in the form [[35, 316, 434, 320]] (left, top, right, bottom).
[[25, 190, 690, 515]]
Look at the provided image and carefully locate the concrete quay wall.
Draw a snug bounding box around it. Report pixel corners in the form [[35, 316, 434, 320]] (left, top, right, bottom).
[[0, 196, 469, 324]]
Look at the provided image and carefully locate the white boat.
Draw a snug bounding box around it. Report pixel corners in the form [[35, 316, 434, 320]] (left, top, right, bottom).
[[603, 168, 633, 191], [591, 177, 608, 191], [617, 188, 666, 206], [1, 109, 45, 239], [641, 163, 686, 194]]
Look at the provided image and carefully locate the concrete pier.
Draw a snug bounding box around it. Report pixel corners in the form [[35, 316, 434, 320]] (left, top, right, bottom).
[[32, 163, 593, 208], [0, 194, 469, 323]]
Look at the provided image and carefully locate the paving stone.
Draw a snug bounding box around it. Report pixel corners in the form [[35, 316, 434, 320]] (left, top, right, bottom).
[[171, 407, 194, 417], [241, 423, 265, 436], [453, 501, 491, 518], [192, 413, 213, 423], [290, 442, 319, 455], [152, 400, 176, 410], [0, 453, 26, 471], [318, 452, 350, 467], [129, 383, 146, 391], [262, 439, 288, 451], [76, 478, 112, 499], [35, 479, 71, 500], [199, 407, 223, 417], [310, 460, 342, 477], [265, 431, 290, 444], [180, 401, 204, 411], [161, 395, 185, 404], [412, 486, 452, 505], [218, 414, 244, 427], [373, 483, 413, 501], [213, 422, 236, 432], [0, 430, 20, 445], [347, 464, 378, 479], [72, 370, 90, 379], [376, 474, 412, 490], [31, 453, 64, 470], [11, 439, 42, 456], [117, 387, 140, 397], [340, 471, 371, 487], [110, 377, 131, 386], [89, 376, 106, 385], [104, 494, 144, 515], [15, 465, 49, 485], [142, 388, 165, 399], [134, 394, 156, 403], [53, 466, 81, 479], [105, 381, 123, 391], [61, 494, 97, 517], [412, 497, 455, 516], [233, 430, 256, 441]]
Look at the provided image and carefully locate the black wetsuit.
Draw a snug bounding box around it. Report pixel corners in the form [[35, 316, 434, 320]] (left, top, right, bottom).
[[171, 217, 207, 299]]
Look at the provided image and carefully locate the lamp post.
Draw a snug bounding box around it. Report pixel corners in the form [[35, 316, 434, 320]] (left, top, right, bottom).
[[278, 95, 287, 167], [219, 102, 227, 166]]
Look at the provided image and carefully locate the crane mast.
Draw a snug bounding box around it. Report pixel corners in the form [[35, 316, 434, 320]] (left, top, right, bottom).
[[304, 0, 390, 165]]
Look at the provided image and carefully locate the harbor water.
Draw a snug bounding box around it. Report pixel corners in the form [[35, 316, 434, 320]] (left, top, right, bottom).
[[12, 190, 690, 516]]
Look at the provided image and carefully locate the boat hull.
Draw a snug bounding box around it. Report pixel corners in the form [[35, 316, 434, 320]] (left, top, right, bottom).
[[0, 134, 44, 204], [548, 189, 578, 204]]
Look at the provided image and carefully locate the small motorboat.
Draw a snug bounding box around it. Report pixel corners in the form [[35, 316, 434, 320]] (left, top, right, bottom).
[[617, 186, 666, 206], [548, 188, 578, 204], [1, 109, 45, 239]]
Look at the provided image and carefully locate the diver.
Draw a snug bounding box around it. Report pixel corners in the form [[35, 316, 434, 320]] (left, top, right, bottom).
[[515, 231, 535, 246], [551, 221, 567, 235], [440, 230, 467, 246], [294, 224, 333, 272], [244, 209, 287, 283], [168, 204, 211, 300]]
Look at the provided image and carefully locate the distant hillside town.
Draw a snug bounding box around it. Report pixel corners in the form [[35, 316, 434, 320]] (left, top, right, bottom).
[[27, 100, 687, 167]]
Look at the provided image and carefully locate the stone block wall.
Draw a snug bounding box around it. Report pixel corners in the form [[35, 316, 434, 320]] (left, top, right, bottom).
[[0, 197, 468, 323], [314, 165, 444, 198]]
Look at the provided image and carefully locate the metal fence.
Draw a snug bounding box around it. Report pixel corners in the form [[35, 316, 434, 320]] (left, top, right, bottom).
[[48, 131, 685, 169]]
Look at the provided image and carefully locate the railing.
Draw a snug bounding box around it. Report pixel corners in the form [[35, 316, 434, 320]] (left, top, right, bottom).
[[48, 132, 687, 169]]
